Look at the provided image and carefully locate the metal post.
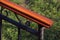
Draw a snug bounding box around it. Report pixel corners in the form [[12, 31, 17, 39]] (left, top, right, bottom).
[[0, 7, 3, 40], [0, 15, 2, 40], [38, 25, 45, 40], [18, 28, 21, 40], [18, 21, 22, 40], [14, 13, 22, 40]]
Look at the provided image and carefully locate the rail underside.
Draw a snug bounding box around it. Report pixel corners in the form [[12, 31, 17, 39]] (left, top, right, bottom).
[[0, 0, 53, 28]]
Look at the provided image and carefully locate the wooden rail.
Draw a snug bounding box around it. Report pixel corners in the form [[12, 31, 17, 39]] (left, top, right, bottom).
[[0, 0, 53, 28]]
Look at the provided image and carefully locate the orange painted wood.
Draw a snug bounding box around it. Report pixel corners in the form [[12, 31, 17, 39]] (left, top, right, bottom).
[[0, 0, 53, 28]]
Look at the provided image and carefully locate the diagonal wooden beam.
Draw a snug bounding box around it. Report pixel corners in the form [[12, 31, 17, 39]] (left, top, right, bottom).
[[0, 0, 53, 28]]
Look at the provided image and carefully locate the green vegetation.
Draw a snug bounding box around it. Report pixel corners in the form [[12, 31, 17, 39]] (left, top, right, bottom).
[[1, 0, 60, 40]]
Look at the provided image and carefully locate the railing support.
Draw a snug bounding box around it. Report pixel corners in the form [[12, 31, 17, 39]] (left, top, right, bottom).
[[0, 14, 38, 36], [14, 13, 22, 40], [18, 21, 22, 40], [18, 28, 21, 40], [0, 7, 3, 40], [0, 15, 2, 40], [38, 25, 45, 40]]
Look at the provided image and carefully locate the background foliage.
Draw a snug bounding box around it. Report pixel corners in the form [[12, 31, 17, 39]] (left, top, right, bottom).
[[1, 0, 60, 40]]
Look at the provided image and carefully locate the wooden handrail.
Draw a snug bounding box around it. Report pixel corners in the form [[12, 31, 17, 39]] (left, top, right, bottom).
[[0, 0, 53, 28]]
